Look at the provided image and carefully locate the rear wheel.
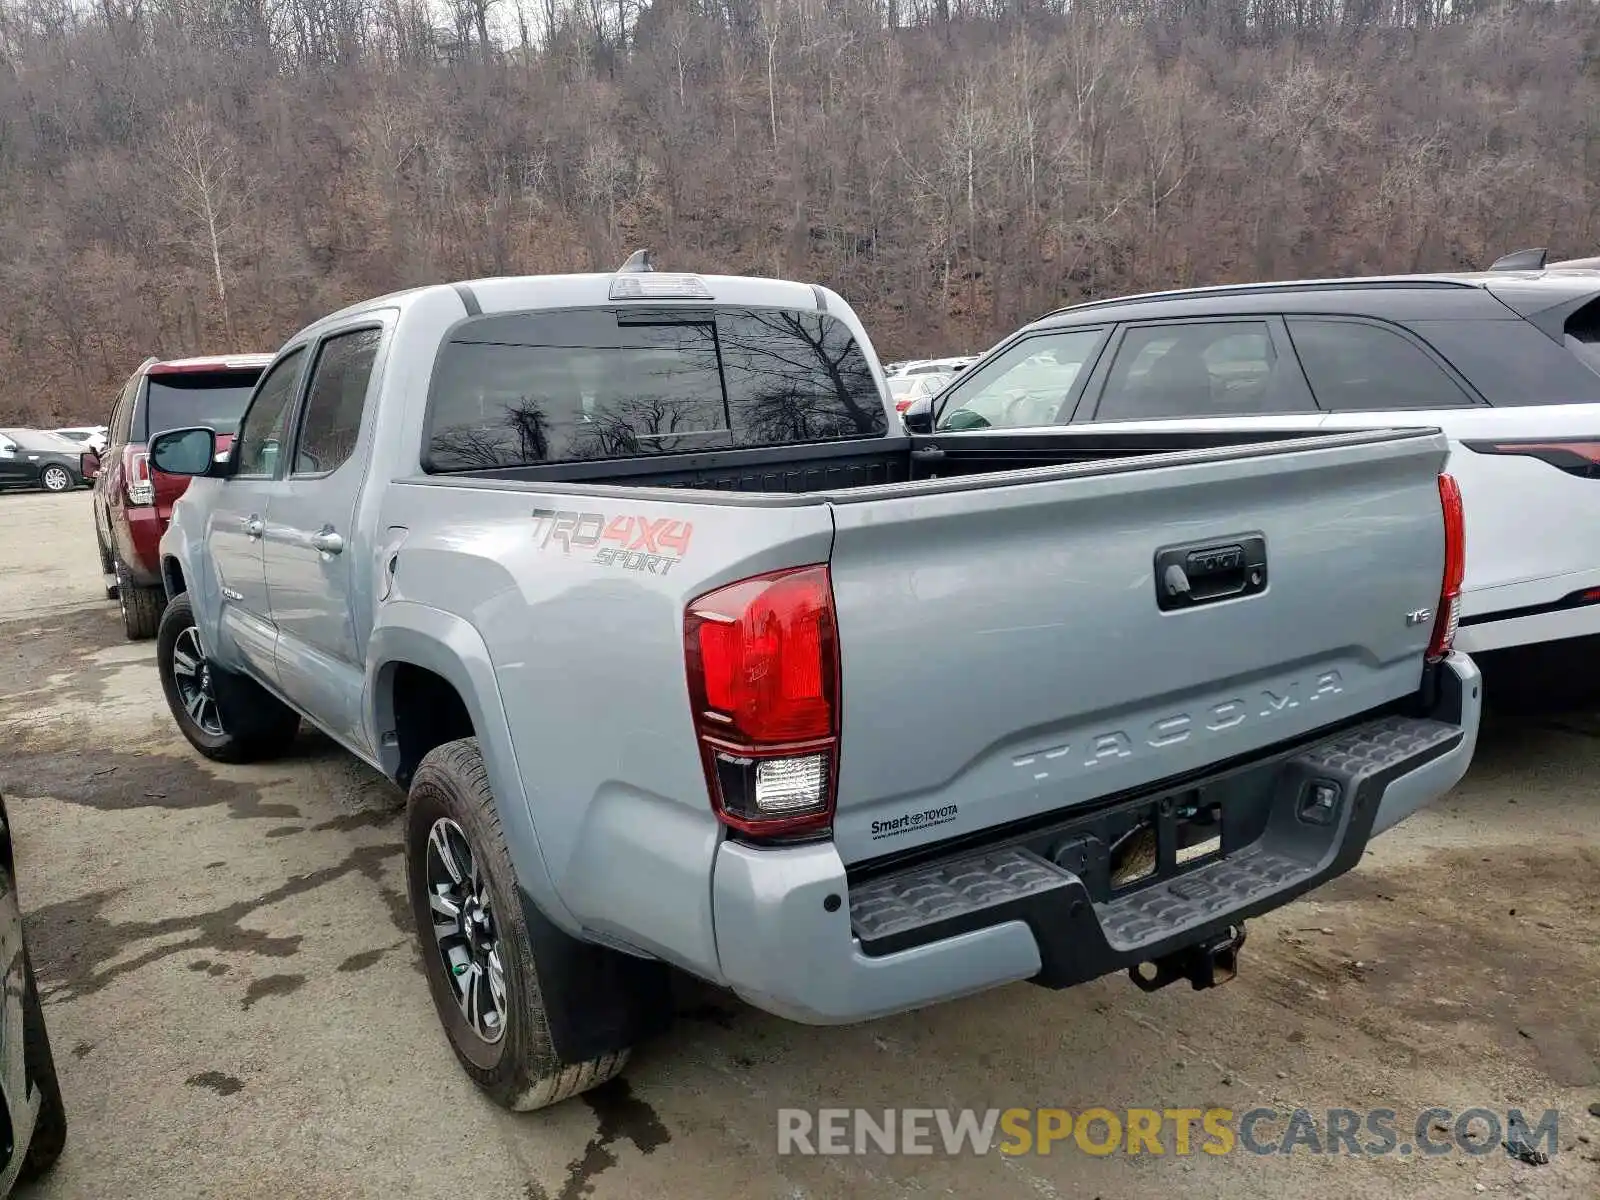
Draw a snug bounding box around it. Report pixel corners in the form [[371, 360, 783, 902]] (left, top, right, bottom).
[[39, 466, 72, 493], [156, 593, 300, 763], [115, 560, 162, 640], [405, 739, 630, 1111]]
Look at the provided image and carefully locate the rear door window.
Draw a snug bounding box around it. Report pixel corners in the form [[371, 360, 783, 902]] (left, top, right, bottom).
[[1093, 320, 1308, 420], [424, 306, 885, 471], [1285, 317, 1471, 411], [110, 373, 139, 448]]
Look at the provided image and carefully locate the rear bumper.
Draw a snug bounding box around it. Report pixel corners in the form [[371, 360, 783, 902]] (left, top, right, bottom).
[[711, 652, 1480, 1025]]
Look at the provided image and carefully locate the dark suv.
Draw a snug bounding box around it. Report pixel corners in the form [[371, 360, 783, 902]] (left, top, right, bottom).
[[903, 249, 1600, 677], [94, 354, 271, 639]]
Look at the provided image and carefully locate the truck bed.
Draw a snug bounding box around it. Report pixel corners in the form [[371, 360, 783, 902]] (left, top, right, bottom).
[[399, 423, 1454, 869], [435, 425, 1344, 497]]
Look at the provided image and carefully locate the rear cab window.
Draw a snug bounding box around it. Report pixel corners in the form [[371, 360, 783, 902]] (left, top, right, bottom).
[[423, 306, 886, 471]]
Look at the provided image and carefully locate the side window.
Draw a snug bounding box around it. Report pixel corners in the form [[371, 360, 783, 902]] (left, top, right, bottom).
[[1406, 319, 1599, 406], [1095, 321, 1298, 421], [233, 349, 307, 478], [935, 328, 1106, 431], [1562, 296, 1600, 381], [293, 328, 381, 476], [110, 375, 138, 447], [1287, 318, 1470, 411]]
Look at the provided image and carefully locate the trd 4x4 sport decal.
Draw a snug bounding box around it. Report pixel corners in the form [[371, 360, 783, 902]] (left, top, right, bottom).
[[531, 508, 694, 576]]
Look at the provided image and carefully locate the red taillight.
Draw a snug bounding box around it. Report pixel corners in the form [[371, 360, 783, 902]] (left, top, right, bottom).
[[1428, 473, 1465, 662], [122, 444, 153, 506], [685, 565, 840, 837], [1462, 438, 1600, 478], [895, 398, 913, 413]]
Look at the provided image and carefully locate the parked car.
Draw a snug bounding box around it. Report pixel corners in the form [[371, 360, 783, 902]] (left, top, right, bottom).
[[905, 249, 1600, 676], [51, 426, 109, 456], [885, 355, 975, 379], [887, 368, 955, 415], [0, 429, 95, 494], [93, 354, 272, 639], [147, 255, 1479, 1113], [0, 793, 68, 1193]]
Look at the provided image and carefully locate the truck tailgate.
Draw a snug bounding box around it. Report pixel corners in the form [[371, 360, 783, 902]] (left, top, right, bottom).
[[826, 429, 1451, 866]]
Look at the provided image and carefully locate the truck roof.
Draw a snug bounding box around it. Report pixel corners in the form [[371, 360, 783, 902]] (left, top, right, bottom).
[[290, 265, 834, 346], [1041, 264, 1600, 323]]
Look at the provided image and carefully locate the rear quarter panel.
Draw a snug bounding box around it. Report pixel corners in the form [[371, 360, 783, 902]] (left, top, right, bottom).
[[373, 478, 835, 976], [1319, 403, 1600, 621]]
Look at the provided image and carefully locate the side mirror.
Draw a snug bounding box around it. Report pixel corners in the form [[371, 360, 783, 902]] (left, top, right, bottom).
[[0, 445, 13, 460], [901, 393, 935, 435], [149, 427, 218, 477], [82, 451, 101, 481]]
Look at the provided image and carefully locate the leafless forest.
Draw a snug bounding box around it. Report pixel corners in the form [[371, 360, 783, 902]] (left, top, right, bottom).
[[0, 0, 1596, 423]]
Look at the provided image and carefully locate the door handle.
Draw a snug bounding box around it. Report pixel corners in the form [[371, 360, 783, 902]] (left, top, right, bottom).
[[310, 528, 344, 555], [243, 516, 264, 539], [1154, 535, 1268, 611]]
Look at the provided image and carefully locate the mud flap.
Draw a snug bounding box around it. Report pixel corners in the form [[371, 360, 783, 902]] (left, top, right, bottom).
[[519, 890, 674, 1064]]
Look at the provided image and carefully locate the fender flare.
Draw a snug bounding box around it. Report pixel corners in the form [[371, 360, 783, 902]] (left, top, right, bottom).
[[365, 601, 580, 936]]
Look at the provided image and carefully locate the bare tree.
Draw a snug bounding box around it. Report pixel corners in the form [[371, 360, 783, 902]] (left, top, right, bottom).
[[159, 103, 243, 341]]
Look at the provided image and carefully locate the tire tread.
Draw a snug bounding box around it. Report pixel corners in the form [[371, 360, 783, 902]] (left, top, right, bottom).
[[408, 739, 630, 1112], [116, 561, 162, 640], [157, 595, 300, 763]]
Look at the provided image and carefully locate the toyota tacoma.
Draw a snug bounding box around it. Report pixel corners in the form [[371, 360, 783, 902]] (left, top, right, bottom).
[[146, 254, 1481, 1111]]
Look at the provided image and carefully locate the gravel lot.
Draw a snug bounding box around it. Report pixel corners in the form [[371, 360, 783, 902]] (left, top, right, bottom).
[[0, 489, 1595, 1199]]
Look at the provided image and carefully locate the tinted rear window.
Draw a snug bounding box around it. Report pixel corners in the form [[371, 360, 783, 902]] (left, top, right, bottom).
[[141, 371, 263, 439], [1406, 318, 1600, 406], [1563, 297, 1600, 382], [424, 306, 887, 471]]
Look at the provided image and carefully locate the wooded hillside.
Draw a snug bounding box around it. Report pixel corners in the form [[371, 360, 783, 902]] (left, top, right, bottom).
[[1, 0, 1596, 423]]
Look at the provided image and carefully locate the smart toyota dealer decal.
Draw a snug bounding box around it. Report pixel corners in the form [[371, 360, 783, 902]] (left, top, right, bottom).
[[872, 804, 960, 841]]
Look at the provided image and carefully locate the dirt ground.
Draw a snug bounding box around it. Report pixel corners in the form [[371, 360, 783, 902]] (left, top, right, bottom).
[[0, 489, 1595, 1199]]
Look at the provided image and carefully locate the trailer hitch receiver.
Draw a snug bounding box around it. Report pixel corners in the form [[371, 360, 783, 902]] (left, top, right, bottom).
[[1128, 924, 1247, 993]]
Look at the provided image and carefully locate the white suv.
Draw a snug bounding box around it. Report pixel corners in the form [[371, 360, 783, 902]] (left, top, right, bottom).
[[911, 254, 1600, 675]]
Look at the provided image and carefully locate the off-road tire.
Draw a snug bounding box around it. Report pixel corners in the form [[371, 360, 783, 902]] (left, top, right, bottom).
[[156, 594, 300, 763], [405, 738, 630, 1111], [115, 560, 162, 640], [17, 946, 65, 1184]]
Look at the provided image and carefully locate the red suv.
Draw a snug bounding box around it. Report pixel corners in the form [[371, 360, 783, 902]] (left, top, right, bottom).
[[93, 353, 271, 639]]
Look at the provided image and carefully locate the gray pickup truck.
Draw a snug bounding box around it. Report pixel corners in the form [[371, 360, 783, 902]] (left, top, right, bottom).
[[148, 255, 1481, 1111]]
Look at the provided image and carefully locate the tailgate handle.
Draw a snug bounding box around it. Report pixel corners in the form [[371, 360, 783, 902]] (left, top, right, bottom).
[[1155, 535, 1267, 611]]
